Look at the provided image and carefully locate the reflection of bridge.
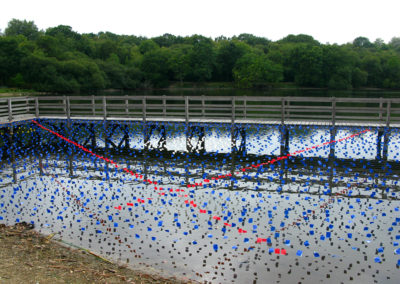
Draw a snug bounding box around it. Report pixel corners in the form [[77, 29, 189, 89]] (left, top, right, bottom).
[[1, 95, 399, 160], [2, 142, 399, 201]]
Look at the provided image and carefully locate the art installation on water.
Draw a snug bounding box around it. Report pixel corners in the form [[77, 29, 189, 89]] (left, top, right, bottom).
[[0, 119, 399, 283]]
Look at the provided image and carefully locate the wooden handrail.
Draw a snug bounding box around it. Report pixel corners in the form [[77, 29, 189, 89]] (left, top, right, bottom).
[[1, 96, 399, 126]]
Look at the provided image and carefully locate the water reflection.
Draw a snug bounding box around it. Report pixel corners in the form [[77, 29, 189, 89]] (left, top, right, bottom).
[[0, 120, 400, 283]]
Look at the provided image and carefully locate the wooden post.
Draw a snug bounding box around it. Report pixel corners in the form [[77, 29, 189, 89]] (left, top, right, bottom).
[[281, 98, 285, 125], [66, 96, 71, 121], [8, 98, 12, 122], [35, 97, 39, 118], [125, 95, 129, 116], [231, 96, 235, 124], [142, 96, 147, 123], [185, 96, 189, 124], [102, 96, 107, 120], [162, 95, 166, 117], [201, 95, 205, 118], [244, 96, 247, 119], [379, 97, 383, 121], [386, 100, 391, 128], [91, 95, 95, 116], [63, 96, 67, 117]]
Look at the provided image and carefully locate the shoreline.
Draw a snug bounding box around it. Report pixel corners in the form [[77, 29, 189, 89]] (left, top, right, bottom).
[[0, 223, 192, 283]]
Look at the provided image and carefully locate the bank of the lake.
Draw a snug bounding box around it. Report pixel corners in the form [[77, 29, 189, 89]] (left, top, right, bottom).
[[0, 223, 191, 284]]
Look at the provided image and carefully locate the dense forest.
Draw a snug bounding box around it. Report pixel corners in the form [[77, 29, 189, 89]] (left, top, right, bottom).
[[1, 19, 400, 93]]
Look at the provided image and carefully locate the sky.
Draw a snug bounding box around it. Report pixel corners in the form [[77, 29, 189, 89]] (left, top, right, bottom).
[[1, 0, 399, 44]]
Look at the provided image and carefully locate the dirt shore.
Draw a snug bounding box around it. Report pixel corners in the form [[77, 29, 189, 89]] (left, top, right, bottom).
[[0, 223, 191, 284]]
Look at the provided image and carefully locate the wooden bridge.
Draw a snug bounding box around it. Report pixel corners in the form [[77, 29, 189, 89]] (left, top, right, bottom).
[[1, 95, 400, 126], [1, 95, 399, 159]]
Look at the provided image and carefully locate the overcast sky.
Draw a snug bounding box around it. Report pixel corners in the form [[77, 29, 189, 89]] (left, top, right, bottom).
[[1, 0, 399, 44]]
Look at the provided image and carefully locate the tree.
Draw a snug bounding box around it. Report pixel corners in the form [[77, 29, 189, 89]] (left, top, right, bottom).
[[46, 25, 80, 40], [214, 40, 250, 81], [327, 66, 352, 89], [382, 54, 400, 88], [152, 33, 183, 47], [185, 35, 215, 82], [0, 37, 26, 85], [279, 34, 320, 45], [322, 45, 358, 88], [290, 44, 324, 86], [353, 36, 373, 48], [36, 35, 63, 58], [233, 53, 283, 88], [351, 67, 367, 88], [233, 33, 270, 46], [168, 44, 192, 84], [374, 38, 386, 50], [95, 39, 117, 60], [140, 48, 170, 87], [5, 19, 39, 40], [361, 54, 383, 86], [389, 37, 400, 52], [139, 39, 159, 54]]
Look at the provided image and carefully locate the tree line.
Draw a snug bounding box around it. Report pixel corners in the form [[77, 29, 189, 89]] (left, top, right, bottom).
[[1, 19, 400, 93]]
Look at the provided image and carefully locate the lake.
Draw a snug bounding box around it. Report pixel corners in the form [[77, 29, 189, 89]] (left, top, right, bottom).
[[1, 113, 400, 283]]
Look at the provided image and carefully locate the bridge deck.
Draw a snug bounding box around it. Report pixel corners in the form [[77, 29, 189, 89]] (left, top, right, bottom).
[[1, 115, 399, 128], [1, 95, 400, 128]]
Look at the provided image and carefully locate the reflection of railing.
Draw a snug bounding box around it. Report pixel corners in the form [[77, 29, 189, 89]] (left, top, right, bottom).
[[1, 96, 400, 126]]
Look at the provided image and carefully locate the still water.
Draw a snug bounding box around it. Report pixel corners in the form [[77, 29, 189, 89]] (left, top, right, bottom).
[[1, 120, 400, 283]]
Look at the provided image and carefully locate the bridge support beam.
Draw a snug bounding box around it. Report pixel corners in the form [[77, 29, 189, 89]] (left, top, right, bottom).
[[280, 125, 289, 156], [144, 123, 167, 151], [329, 127, 336, 160], [231, 126, 246, 155], [376, 128, 390, 161], [187, 125, 205, 153], [90, 123, 96, 149]]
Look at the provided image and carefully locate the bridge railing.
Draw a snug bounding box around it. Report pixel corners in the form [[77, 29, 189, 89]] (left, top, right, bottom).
[[0, 97, 36, 122], [1, 95, 400, 126]]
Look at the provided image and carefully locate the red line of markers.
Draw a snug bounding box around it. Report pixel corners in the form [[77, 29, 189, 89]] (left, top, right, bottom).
[[32, 119, 371, 255]]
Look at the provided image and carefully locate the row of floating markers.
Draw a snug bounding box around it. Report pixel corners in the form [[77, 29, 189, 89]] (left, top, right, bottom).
[[30, 120, 377, 256]]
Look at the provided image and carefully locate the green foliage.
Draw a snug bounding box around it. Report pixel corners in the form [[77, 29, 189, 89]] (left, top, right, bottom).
[[215, 40, 250, 81], [1, 19, 400, 92], [168, 44, 192, 84], [233, 53, 283, 88], [5, 19, 39, 40], [351, 68, 368, 88], [353, 37, 373, 48], [291, 45, 324, 87], [185, 35, 215, 82], [139, 40, 159, 54], [141, 48, 170, 87], [279, 34, 320, 45]]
